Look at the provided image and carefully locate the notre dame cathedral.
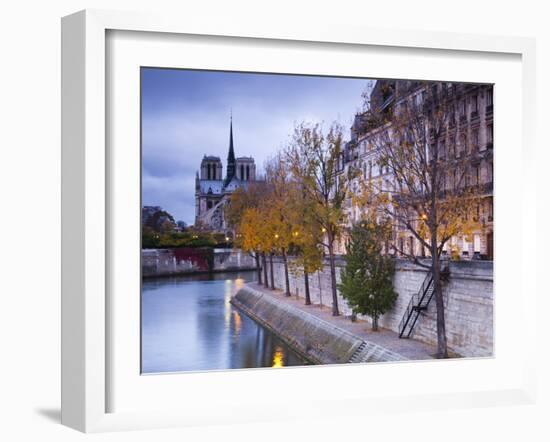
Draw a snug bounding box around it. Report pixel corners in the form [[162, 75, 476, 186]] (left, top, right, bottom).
[[194, 117, 257, 232]]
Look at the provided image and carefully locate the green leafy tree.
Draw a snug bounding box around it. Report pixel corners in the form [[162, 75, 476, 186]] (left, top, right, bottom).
[[338, 220, 397, 330]]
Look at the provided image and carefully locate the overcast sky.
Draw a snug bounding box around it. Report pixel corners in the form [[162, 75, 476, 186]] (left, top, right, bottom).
[[141, 68, 372, 225]]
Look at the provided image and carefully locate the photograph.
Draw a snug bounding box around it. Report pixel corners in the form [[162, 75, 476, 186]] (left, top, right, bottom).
[[140, 68, 494, 374]]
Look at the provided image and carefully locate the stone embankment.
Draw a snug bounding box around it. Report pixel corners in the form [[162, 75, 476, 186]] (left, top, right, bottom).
[[142, 248, 257, 277], [269, 258, 493, 358], [232, 284, 410, 365]]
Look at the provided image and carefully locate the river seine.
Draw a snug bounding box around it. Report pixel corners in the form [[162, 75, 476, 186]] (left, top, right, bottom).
[[141, 271, 307, 373]]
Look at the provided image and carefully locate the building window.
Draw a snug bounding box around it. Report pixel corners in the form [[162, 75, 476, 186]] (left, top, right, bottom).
[[486, 91, 493, 106], [459, 100, 466, 116], [487, 125, 493, 143], [474, 234, 481, 253], [462, 236, 469, 256], [472, 129, 479, 150], [207, 200, 213, 209], [207, 163, 211, 180], [472, 95, 478, 112]]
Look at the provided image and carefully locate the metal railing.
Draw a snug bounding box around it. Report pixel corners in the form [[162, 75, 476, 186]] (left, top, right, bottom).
[[398, 260, 449, 339]]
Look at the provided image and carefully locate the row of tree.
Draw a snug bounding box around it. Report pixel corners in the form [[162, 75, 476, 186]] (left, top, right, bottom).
[[227, 81, 486, 358], [226, 123, 352, 315]]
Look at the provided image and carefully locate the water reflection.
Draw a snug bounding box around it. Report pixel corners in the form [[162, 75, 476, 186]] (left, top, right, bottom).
[[272, 347, 284, 368], [141, 271, 308, 373]]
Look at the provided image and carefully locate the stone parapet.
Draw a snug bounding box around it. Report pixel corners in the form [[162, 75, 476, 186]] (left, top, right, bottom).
[[142, 248, 257, 277]]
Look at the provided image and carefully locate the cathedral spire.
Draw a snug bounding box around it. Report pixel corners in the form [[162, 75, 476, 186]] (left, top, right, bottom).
[[225, 113, 236, 186]]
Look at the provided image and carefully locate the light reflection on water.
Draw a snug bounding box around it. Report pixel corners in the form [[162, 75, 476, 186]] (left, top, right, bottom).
[[141, 271, 307, 374]]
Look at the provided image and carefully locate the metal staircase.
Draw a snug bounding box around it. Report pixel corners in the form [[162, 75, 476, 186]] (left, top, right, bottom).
[[398, 263, 449, 338], [398, 272, 434, 338], [349, 342, 367, 363]]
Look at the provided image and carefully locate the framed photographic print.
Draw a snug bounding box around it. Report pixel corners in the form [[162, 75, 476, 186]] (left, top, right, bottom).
[[61, 9, 537, 433]]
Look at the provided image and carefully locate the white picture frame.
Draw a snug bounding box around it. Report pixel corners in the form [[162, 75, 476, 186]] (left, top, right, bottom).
[[61, 9, 537, 433]]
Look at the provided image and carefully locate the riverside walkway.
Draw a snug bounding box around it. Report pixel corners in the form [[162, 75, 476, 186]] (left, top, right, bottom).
[[244, 282, 438, 361]]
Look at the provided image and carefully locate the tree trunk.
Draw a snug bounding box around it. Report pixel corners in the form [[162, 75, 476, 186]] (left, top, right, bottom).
[[372, 314, 378, 331], [269, 253, 275, 290], [431, 235, 448, 358], [327, 237, 340, 316], [304, 270, 311, 305], [282, 248, 291, 296], [255, 252, 262, 285], [318, 271, 323, 307], [262, 253, 269, 288]]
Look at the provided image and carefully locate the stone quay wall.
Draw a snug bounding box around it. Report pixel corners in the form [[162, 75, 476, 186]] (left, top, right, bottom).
[[142, 248, 257, 277], [232, 285, 405, 365], [270, 257, 493, 357]]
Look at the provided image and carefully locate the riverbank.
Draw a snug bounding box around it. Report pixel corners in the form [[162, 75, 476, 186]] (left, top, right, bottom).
[[142, 248, 258, 277], [268, 257, 493, 357], [231, 283, 437, 365]]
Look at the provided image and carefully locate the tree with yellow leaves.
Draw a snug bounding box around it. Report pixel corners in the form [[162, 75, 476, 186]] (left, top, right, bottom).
[[286, 180, 325, 305], [238, 207, 266, 285], [263, 153, 302, 297], [285, 123, 357, 316], [225, 181, 270, 286]]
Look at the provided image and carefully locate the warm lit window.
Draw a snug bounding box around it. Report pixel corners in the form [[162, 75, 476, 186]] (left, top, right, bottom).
[[462, 236, 469, 255], [474, 234, 481, 253]]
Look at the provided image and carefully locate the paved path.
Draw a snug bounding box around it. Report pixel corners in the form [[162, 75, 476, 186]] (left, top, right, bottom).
[[247, 283, 437, 361]]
